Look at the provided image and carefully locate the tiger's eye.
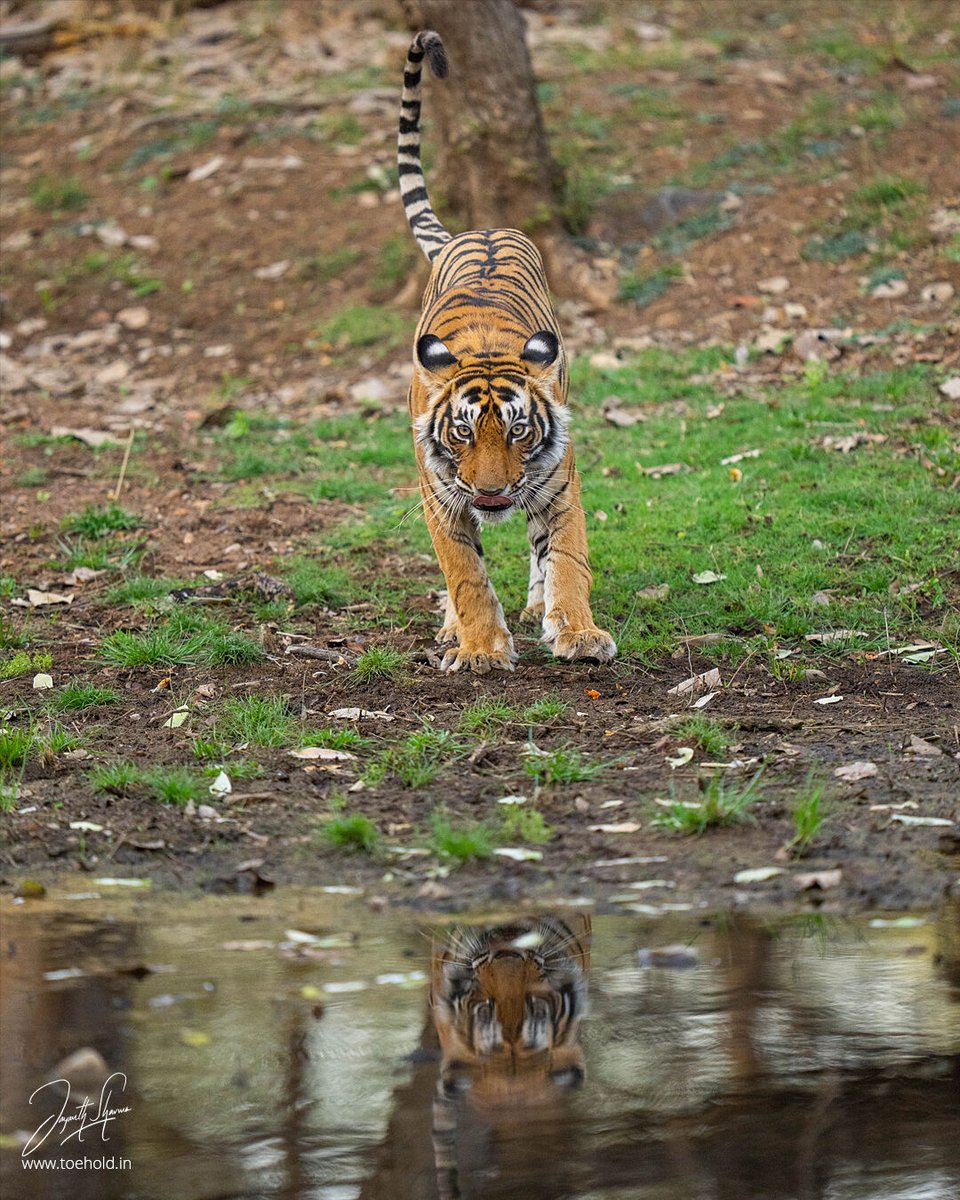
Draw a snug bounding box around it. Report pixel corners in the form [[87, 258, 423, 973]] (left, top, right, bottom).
[[454, 423, 472, 440], [511, 422, 529, 438]]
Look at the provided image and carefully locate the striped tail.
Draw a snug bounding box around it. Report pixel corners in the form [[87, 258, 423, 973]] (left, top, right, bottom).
[[398, 30, 452, 263]]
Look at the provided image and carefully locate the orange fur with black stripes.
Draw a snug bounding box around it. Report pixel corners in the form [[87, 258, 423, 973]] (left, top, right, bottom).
[[398, 30, 616, 673], [429, 915, 592, 1097]]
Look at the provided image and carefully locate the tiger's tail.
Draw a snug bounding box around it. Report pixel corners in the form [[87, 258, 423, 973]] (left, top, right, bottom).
[[398, 30, 452, 263]]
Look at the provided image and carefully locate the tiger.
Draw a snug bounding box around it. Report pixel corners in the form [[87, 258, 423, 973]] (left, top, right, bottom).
[[429, 914, 592, 1100], [398, 30, 617, 674]]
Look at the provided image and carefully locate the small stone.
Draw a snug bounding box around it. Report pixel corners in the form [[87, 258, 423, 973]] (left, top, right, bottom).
[[871, 278, 908, 299], [96, 223, 128, 247], [95, 359, 130, 385], [793, 329, 842, 362], [0, 353, 29, 392], [921, 282, 954, 303], [757, 275, 790, 294], [117, 306, 150, 329], [938, 376, 960, 401]]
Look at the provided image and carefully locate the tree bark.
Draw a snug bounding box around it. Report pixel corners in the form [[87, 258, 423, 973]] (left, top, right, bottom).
[[401, 0, 564, 238]]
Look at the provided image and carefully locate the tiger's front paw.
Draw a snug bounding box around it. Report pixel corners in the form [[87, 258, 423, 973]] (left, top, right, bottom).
[[436, 621, 460, 648], [439, 637, 517, 675], [552, 626, 617, 663]]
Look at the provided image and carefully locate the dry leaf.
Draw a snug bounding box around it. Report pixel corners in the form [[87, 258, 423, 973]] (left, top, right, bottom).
[[890, 813, 953, 827], [666, 747, 694, 769], [163, 707, 189, 728], [49, 427, 119, 448], [906, 735, 942, 757], [327, 707, 394, 721], [813, 695, 844, 706], [734, 866, 785, 883], [290, 747, 358, 761], [493, 847, 543, 862], [25, 589, 73, 607], [794, 868, 842, 890], [692, 570, 726, 585], [588, 822, 641, 834], [804, 629, 867, 643], [834, 761, 878, 782], [668, 667, 722, 696], [720, 448, 761, 465], [32, 673, 54, 689]]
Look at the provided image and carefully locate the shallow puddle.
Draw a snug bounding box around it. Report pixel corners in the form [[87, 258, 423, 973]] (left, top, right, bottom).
[[1, 890, 958, 1200]]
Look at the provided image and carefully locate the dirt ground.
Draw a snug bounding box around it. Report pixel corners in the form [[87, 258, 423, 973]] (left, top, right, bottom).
[[1, 1, 958, 913]]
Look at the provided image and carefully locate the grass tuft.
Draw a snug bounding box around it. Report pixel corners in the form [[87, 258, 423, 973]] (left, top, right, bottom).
[[351, 647, 411, 684], [61, 504, 140, 538], [220, 695, 295, 747], [141, 766, 206, 806], [786, 776, 828, 857], [88, 761, 143, 795], [669, 714, 729, 758], [458, 697, 517, 739], [521, 695, 571, 725], [49, 681, 123, 711], [427, 809, 495, 862], [322, 812, 379, 853], [523, 744, 602, 786], [653, 769, 763, 835]]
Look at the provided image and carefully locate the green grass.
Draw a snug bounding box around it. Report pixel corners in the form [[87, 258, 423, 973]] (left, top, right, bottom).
[[670, 715, 729, 758], [30, 175, 89, 211], [367, 724, 461, 789], [141, 766, 207, 806], [0, 720, 36, 770], [219, 695, 295, 747], [787, 777, 828, 858], [427, 809, 495, 862], [99, 613, 263, 668], [0, 650, 52, 681], [458, 697, 518, 739], [351, 647, 411, 684], [61, 504, 141, 538], [652, 769, 764, 835], [499, 805, 553, 845], [102, 576, 186, 606], [523, 744, 602, 786], [88, 760, 143, 795], [521, 696, 571, 725], [298, 727, 367, 752], [618, 265, 682, 308], [49, 682, 122, 711], [313, 306, 412, 352], [321, 811, 379, 853]]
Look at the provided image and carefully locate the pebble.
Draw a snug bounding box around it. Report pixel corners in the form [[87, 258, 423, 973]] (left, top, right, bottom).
[[921, 281, 954, 303], [757, 275, 790, 294], [95, 360, 130, 385], [117, 306, 150, 329]]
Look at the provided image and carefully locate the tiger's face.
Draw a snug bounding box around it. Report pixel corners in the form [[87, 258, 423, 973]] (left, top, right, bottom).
[[430, 916, 590, 1098], [413, 330, 569, 524]]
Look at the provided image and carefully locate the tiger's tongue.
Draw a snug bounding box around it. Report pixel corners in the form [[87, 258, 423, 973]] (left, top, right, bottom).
[[472, 494, 513, 510]]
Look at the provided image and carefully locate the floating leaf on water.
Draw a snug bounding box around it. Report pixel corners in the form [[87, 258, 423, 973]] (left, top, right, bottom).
[[320, 885, 364, 895], [14, 879, 46, 899], [43, 967, 86, 981], [734, 866, 785, 884], [180, 1030, 211, 1048], [637, 944, 700, 969], [375, 971, 428, 987], [302, 985, 321, 999], [868, 916, 926, 928], [322, 980, 368, 994]]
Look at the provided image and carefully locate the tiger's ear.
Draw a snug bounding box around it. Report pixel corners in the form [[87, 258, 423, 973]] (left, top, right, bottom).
[[520, 330, 560, 370], [417, 334, 458, 374]]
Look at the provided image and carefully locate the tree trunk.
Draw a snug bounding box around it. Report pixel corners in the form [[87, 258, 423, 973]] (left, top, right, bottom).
[[401, 0, 564, 237]]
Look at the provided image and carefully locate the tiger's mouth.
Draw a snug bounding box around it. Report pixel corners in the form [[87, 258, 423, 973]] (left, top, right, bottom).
[[471, 493, 515, 512]]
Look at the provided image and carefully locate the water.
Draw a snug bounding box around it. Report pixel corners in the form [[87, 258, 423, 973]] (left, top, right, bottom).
[[1, 891, 957, 1200]]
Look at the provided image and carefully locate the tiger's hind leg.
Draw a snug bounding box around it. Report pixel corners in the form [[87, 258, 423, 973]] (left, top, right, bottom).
[[531, 453, 617, 663], [519, 542, 545, 626]]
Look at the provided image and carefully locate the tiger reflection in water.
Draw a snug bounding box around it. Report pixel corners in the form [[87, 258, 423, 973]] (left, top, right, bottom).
[[428, 914, 591, 1191]]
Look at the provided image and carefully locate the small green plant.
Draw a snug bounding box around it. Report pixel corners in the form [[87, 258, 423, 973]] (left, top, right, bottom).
[[142, 766, 206, 806], [499, 804, 553, 845], [618, 264, 682, 308], [49, 681, 122, 711], [521, 695, 570, 725], [314, 306, 411, 352], [220, 695, 295, 747], [321, 811, 379, 853], [61, 504, 141, 537], [653, 769, 764, 835], [351, 646, 410, 684], [523, 744, 601, 786], [851, 175, 925, 212], [99, 616, 263, 668], [428, 809, 495, 862], [283, 558, 349, 606], [367, 723, 461, 788], [298, 727, 367, 752], [458, 697, 517, 739], [0, 650, 53, 681], [102, 576, 184, 606], [670, 714, 729, 758], [0, 719, 36, 770], [786, 777, 827, 858], [88, 761, 144, 795], [30, 175, 89, 211]]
